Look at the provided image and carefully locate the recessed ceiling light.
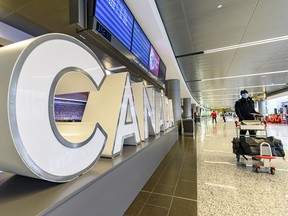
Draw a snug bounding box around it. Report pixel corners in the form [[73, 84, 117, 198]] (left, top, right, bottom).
[[217, 5, 223, 8]]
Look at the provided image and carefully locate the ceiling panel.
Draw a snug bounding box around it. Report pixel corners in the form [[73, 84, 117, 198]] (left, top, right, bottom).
[[242, 0, 288, 42], [183, 0, 258, 52], [0, 0, 33, 19], [156, 0, 288, 109], [186, 81, 201, 92], [258, 43, 288, 72], [193, 51, 235, 78], [157, 2, 195, 56], [177, 57, 200, 81], [227, 41, 288, 76], [0, 0, 69, 35]]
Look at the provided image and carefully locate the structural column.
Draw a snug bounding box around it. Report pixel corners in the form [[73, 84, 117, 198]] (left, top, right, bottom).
[[165, 79, 181, 133], [183, 98, 192, 119], [259, 99, 267, 116], [254, 100, 259, 112]]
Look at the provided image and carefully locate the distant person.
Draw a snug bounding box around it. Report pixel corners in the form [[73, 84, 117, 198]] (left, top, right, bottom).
[[235, 89, 259, 136], [211, 110, 217, 124], [223, 111, 226, 123]]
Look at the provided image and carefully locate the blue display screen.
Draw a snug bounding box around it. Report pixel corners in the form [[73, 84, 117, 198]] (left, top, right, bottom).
[[95, 0, 134, 50], [131, 21, 150, 67]]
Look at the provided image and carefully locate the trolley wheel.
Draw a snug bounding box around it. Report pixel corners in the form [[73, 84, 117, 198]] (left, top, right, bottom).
[[255, 167, 260, 173], [270, 167, 276, 175]]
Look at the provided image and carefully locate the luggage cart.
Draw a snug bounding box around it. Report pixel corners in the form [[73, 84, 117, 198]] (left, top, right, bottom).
[[254, 142, 276, 175], [235, 120, 267, 138], [234, 118, 277, 174], [234, 119, 267, 162]]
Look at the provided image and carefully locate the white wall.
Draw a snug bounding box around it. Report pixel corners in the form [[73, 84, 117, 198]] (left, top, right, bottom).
[[267, 94, 288, 114]]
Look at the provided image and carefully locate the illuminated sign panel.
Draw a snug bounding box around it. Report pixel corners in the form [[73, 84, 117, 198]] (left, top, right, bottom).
[[148, 46, 160, 77], [0, 34, 173, 182], [0, 33, 107, 182]]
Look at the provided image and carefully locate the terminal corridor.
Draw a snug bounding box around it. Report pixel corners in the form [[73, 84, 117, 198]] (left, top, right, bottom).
[[125, 116, 288, 216]]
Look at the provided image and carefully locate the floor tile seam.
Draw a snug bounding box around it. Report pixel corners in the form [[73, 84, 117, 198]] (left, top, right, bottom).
[[182, 137, 198, 175], [178, 178, 197, 184], [172, 195, 197, 202], [139, 137, 196, 214], [141, 190, 173, 198], [136, 192, 170, 216], [150, 143, 182, 192], [138, 142, 182, 215], [136, 191, 153, 216], [145, 196, 197, 210], [144, 203, 169, 210], [142, 191, 197, 203], [146, 145, 179, 185], [167, 139, 193, 215]]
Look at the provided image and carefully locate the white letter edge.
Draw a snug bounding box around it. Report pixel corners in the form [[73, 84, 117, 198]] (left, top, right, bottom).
[[82, 72, 141, 158], [0, 33, 107, 182]]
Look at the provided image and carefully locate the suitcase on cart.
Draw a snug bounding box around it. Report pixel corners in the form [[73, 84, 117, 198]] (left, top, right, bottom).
[[232, 118, 285, 174]]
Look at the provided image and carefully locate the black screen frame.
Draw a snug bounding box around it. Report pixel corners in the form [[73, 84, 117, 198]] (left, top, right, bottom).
[[87, 0, 166, 85]]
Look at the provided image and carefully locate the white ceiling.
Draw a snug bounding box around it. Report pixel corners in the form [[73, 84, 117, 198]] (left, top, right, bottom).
[[153, 0, 288, 109], [1, 0, 288, 110]]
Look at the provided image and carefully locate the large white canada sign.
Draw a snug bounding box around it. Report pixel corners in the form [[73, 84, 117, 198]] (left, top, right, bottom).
[[0, 33, 174, 182]]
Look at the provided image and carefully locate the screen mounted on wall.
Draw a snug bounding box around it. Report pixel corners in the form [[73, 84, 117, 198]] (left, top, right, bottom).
[[148, 46, 160, 77], [158, 60, 166, 83], [95, 0, 134, 50], [131, 21, 150, 67], [92, 0, 166, 86]]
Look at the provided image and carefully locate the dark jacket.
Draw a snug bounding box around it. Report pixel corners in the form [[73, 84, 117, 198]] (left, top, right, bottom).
[[235, 97, 258, 121]]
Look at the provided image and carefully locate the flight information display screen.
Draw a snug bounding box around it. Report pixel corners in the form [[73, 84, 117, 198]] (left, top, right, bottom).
[[93, 0, 165, 84], [131, 21, 150, 67], [95, 0, 134, 50], [148, 46, 160, 77]]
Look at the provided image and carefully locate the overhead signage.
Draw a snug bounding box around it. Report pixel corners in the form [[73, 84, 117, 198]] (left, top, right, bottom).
[[131, 21, 150, 67], [93, 0, 165, 81], [95, 0, 133, 50]]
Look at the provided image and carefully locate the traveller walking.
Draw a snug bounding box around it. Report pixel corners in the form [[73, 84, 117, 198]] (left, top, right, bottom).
[[235, 89, 259, 136], [211, 110, 217, 124], [223, 111, 226, 123]]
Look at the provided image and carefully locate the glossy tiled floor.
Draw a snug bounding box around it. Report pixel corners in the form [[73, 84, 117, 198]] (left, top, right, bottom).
[[124, 133, 197, 216], [125, 117, 288, 216]]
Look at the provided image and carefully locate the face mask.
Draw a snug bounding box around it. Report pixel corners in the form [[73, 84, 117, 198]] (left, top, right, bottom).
[[242, 93, 249, 99]]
